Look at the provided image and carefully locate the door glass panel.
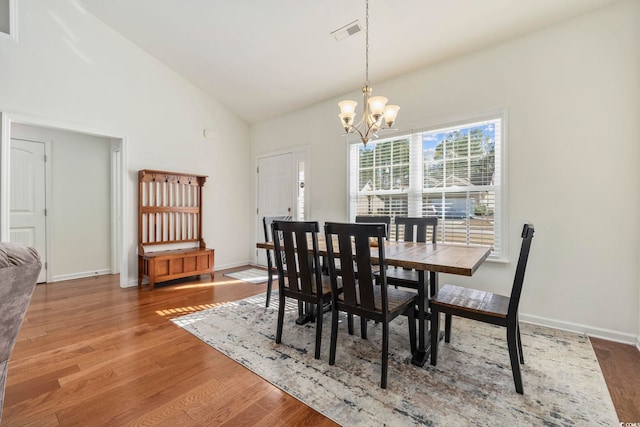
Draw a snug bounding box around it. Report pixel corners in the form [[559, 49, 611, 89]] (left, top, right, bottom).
[[297, 161, 305, 220]]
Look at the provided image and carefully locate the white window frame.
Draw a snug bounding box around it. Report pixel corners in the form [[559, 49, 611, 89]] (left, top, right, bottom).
[[348, 109, 508, 261]]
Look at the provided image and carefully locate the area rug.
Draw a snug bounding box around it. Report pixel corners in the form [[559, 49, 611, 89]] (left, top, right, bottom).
[[223, 268, 270, 284], [172, 292, 618, 426]]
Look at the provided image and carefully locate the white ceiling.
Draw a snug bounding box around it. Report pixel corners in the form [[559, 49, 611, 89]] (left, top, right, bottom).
[[76, 0, 619, 124]]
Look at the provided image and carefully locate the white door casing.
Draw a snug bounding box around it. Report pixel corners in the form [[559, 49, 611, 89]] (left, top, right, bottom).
[[256, 153, 294, 267], [111, 145, 122, 274], [10, 138, 47, 282], [1, 112, 128, 288]]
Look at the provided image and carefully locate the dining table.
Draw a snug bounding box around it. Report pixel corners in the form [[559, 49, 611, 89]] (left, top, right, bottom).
[[256, 236, 491, 367]]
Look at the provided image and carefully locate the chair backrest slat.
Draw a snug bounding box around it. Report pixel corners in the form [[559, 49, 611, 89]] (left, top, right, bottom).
[[295, 229, 314, 294], [282, 230, 299, 290], [354, 232, 377, 310], [395, 216, 437, 243], [508, 223, 535, 317], [336, 231, 358, 307]]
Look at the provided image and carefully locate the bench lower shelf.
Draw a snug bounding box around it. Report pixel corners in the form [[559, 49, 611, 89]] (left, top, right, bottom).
[[138, 248, 215, 290]]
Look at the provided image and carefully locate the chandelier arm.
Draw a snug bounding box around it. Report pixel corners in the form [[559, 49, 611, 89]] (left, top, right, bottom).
[[344, 125, 366, 141], [353, 110, 366, 130], [365, 121, 381, 138], [343, 119, 382, 144]]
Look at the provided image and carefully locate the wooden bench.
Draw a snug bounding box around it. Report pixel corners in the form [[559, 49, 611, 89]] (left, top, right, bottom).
[[137, 169, 215, 290]]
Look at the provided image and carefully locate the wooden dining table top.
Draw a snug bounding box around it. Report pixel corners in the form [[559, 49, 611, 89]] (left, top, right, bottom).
[[257, 237, 491, 277]]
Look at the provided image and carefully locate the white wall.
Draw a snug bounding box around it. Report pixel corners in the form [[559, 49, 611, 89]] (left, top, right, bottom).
[[11, 123, 111, 280], [252, 0, 640, 342], [0, 0, 252, 284]]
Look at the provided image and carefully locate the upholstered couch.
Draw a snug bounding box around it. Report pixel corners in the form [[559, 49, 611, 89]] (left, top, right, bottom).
[[0, 242, 41, 422]]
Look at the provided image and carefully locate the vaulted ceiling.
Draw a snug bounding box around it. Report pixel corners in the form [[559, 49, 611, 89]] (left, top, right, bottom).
[[76, 0, 620, 123]]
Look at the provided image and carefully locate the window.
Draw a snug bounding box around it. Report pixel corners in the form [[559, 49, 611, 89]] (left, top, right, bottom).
[[349, 114, 504, 258]]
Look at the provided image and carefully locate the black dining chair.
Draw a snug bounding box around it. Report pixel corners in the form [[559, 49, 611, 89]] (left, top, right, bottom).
[[272, 220, 332, 359], [371, 216, 438, 348], [430, 223, 535, 394], [324, 222, 417, 389], [386, 216, 438, 297], [262, 216, 291, 307]]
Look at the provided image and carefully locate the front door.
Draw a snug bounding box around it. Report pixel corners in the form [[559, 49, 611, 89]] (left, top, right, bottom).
[[10, 138, 47, 283], [256, 153, 294, 267]]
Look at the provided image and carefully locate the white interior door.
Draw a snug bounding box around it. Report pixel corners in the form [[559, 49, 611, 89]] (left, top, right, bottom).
[[257, 153, 294, 267], [10, 138, 47, 282]]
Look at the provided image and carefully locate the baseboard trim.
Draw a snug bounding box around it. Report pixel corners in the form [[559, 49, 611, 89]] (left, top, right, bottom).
[[520, 313, 637, 345], [216, 260, 251, 270], [52, 268, 112, 283]]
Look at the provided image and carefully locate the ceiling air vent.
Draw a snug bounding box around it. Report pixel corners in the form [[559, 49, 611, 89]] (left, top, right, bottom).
[[330, 20, 362, 41]]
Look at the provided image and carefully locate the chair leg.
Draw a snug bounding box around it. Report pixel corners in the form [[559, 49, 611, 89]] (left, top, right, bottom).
[[517, 322, 524, 364], [276, 294, 285, 344], [430, 308, 440, 366], [407, 305, 416, 354], [314, 306, 323, 360], [507, 324, 524, 394], [265, 273, 273, 307], [309, 302, 316, 323], [329, 308, 339, 365], [381, 322, 389, 389], [444, 314, 452, 343], [360, 316, 368, 339], [347, 314, 354, 335]]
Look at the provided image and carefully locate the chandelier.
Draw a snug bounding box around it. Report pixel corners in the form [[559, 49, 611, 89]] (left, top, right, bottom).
[[338, 0, 399, 145]]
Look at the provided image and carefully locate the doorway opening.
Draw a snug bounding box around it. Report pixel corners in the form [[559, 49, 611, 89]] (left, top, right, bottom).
[[0, 112, 127, 287]]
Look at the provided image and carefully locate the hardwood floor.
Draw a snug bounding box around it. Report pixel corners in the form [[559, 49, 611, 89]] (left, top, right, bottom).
[[2, 269, 638, 425], [591, 337, 640, 423]]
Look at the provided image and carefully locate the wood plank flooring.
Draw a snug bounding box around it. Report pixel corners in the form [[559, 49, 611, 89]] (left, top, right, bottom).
[[591, 337, 640, 423], [2, 269, 638, 425]]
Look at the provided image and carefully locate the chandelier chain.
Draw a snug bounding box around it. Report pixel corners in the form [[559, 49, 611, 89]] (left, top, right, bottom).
[[365, 0, 369, 85]]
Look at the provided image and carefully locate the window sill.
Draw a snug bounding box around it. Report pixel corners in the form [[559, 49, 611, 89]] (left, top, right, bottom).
[[486, 256, 509, 264]]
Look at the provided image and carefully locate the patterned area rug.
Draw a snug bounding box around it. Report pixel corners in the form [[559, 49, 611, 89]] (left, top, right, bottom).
[[223, 268, 270, 284], [172, 293, 618, 426]]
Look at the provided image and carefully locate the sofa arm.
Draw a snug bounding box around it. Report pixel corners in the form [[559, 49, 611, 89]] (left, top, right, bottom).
[[0, 242, 41, 422], [0, 242, 40, 269]]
